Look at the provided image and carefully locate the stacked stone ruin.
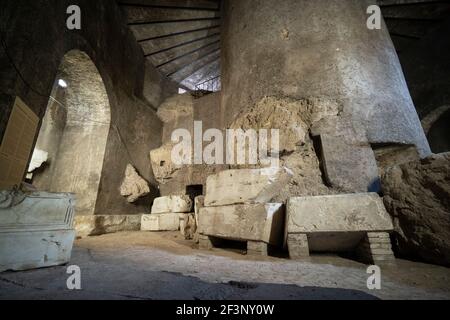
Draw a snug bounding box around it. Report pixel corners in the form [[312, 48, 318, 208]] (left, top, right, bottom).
[[191, 167, 396, 263], [142, 195, 193, 233], [197, 167, 291, 256]]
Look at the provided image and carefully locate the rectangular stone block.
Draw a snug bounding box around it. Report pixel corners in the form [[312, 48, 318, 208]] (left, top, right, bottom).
[[151, 195, 192, 214], [0, 191, 76, 272], [198, 203, 285, 245], [141, 213, 179, 231], [287, 193, 394, 252], [204, 167, 292, 207], [287, 193, 393, 233], [0, 229, 75, 272], [356, 232, 396, 264]]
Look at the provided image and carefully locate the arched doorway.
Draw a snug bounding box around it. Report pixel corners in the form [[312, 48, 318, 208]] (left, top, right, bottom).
[[29, 50, 111, 216]]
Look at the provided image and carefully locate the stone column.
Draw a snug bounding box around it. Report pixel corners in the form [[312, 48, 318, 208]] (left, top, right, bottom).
[[221, 0, 431, 158]]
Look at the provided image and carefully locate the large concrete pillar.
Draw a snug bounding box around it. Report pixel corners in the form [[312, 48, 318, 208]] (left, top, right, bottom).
[[221, 0, 431, 157]]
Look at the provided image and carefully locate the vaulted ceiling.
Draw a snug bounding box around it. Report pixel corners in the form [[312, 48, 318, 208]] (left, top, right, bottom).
[[117, 0, 450, 92], [118, 0, 221, 92]]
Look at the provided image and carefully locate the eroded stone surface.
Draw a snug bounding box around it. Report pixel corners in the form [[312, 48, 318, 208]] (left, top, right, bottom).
[[227, 96, 350, 200], [119, 164, 150, 203], [75, 215, 142, 238], [204, 167, 293, 207], [151, 195, 192, 214], [382, 153, 450, 266], [27, 148, 48, 173], [198, 203, 284, 245]]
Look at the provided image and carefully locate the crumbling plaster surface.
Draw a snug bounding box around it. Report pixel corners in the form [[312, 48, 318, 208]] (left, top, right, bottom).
[[0, 0, 177, 215], [220, 0, 431, 157]]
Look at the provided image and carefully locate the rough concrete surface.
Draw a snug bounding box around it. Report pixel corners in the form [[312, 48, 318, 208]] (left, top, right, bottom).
[[221, 0, 431, 157], [0, 232, 449, 300]]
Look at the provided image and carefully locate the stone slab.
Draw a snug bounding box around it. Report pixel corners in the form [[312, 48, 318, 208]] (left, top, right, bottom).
[[204, 167, 292, 207], [74, 215, 142, 238], [0, 191, 76, 271], [286, 193, 393, 253], [0, 229, 75, 272], [151, 195, 192, 214], [194, 196, 204, 226], [287, 193, 393, 234], [141, 213, 179, 231], [198, 203, 284, 245]]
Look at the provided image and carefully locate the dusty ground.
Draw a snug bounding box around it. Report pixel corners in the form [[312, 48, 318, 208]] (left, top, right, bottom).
[[1, 231, 449, 300]]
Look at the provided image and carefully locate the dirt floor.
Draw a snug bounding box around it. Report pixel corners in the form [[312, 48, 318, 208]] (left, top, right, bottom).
[[1, 231, 449, 300]]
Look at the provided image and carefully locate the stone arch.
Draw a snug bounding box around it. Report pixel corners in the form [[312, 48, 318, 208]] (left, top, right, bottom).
[[30, 49, 111, 216]]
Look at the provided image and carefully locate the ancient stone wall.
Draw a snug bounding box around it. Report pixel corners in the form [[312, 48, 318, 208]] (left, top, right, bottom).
[[0, 0, 178, 215]]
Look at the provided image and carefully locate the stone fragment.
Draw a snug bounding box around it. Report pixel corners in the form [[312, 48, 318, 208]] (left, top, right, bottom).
[[247, 241, 268, 256], [198, 203, 284, 245], [382, 152, 450, 266], [194, 196, 204, 227], [179, 213, 196, 240], [204, 167, 292, 207], [318, 134, 380, 193], [287, 193, 393, 253], [156, 93, 194, 124], [141, 213, 179, 231], [74, 215, 142, 238], [119, 164, 150, 203], [151, 195, 192, 214], [0, 192, 75, 272], [149, 143, 182, 184]]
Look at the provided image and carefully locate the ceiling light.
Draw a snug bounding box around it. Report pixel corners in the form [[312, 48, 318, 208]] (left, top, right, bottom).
[[58, 79, 68, 88]]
